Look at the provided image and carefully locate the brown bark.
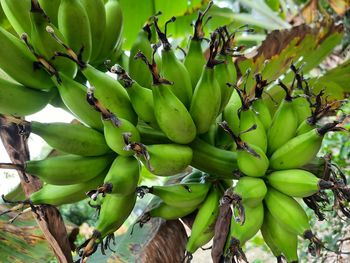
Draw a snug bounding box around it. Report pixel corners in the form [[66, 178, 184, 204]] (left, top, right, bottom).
[[0, 115, 73, 263], [139, 219, 188, 263]]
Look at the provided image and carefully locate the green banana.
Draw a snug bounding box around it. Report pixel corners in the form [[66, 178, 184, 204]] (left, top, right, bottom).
[[102, 117, 140, 156], [186, 185, 221, 254], [190, 138, 237, 179], [38, 0, 60, 26], [80, 0, 106, 62], [154, 17, 192, 107], [223, 89, 242, 136], [189, 60, 222, 134], [27, 121, 110, 156], [94, 0, 123, 64], [224, 203, 264, 259], [53, 73, 103, 131], [220, 121, 269, 177], [269, 121, 344, 170], [135, 50, 196, 144], [80, 62, 137, 124], [234, 177, 267, 208], [267, 169, 333, 198], [136, 124, 171, 145], [0, 27, 53, 90], [252, 74, 272, 130], [95, 192, 136, 238], [144, 198, 198, 221], [88, 156, 140, 198], [264, 187, 311, 237], [137, 182, 211, 209], [58, 0, 92, 62], [296, 119, 315, 136], [131, 143, 193, 176], [260, 220, 283, 261], [239, 105, 267, 153], [190, 33, 222, 134], [29, 170, 106, 206], [78, 192, 137, 260], [261, 209, 298, 263], [114, 65, 157, 128], [0, 0, 31, 36], [30, 2, 77, 78], [267, 81, 298, 155], [0, 154, 114, 185], [0, 77, 54, 116], [292, 96, 312, 126], [184, 1, 212, 88], [128, 24, 153, 88]]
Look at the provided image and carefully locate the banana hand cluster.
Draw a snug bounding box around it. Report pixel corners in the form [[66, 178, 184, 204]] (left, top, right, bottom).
[[0, 1, 348, 263]]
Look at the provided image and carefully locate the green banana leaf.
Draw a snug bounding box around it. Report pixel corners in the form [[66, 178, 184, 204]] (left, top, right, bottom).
[[0, 206, 55, 262]]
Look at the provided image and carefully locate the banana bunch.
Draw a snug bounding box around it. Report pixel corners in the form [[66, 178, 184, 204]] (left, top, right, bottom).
[[0, 1, 349, 263]]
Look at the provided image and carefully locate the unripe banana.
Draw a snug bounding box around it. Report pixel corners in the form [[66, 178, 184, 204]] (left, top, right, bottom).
[[262, 209, 299, 263], [29, 170, 106, 206], [128, 25, 153, 88], [190, 64, 221, 134], [239, 109, 268, 153], [78, 192, 137, 260], [0, 0, 31, 36], [152, 80, 197, 144], [88, 156, 140, 198], [223, 90, 242, 136], [154, 17, 192, 107], [253, 99, 272, 131], [267, 169, 333, 198], [113, 65, 157, 128], [190, 138, 238, 179], [53, 73, 103, 131], [184, 1, 213, 88], [79, 64, 137, 124], [264, 187, 310, 237], [184, 39, 205, 89], [291, 94, 312, 126], [137, 182, 211, 209], [0, 154, 114, 185], [260, 220, 283, 261], [38, 0, 61, 26], [134, 49, 196, 144], [267, 83, 298, 155], [269, 122, 343, 170], [132, 144, 193, 176], [95, 192, 136, 238], [30, 2, 77, 78], [58, 0, 92, 62], [94, 0, 123, 64], [0, 27, 53, 90], [136, 124, 171, 145], [234, 177, 267, 208], [220, 121, 269, 177], [237, 144, 269, 177], [186, 185, 221, 254], [145, 198, 198, 221], [296, 119, 314, 136], [102, 118, 140, 156], [28, 121, 110, 156], [0, 77, 54, 116], [225, 202, 264, 257], [80, 0, 106, 62]]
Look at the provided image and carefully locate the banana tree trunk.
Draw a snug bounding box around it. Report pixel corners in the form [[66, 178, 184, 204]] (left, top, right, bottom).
[[0, 115, 73, 263]]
